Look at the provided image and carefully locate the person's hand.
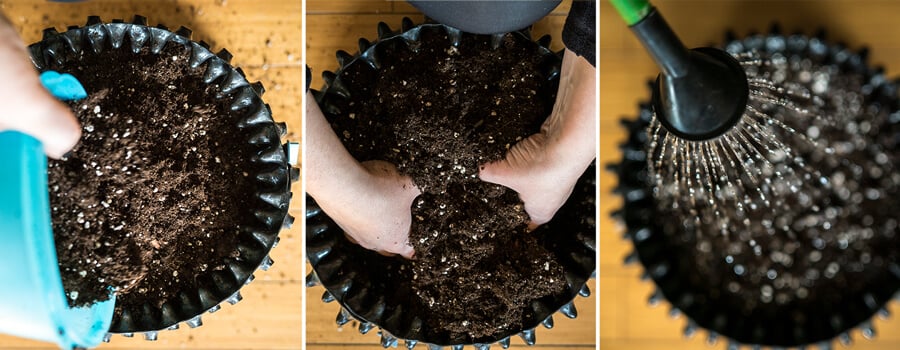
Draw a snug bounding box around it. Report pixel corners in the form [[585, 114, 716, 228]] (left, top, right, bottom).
[[329, 160, 420, 258], [479, 131, 584, 228], [306, 90, 419, 258], [480, 49, 596, 228], [0, 13, 81, 158]]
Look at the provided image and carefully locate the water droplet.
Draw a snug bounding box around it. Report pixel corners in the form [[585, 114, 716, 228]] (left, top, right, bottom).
[[806, 126, 820, 138], [812, 238, 826, 250], [760, 285, 774, 303], [824, 262, 840, 278], [809, 251, 822, 262]]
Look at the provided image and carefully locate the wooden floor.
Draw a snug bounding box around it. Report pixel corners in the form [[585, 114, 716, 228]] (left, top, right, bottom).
[[599, 1, 900, 350], [3, 0, 900, 349], [0, 1, 302, 349], [304, 1, 597, 350]]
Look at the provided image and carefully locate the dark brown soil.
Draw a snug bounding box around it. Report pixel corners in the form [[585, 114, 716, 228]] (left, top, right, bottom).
[[325, 28, 566, 339], [648, 49, 899, 327], [47, 44, 258, 310]]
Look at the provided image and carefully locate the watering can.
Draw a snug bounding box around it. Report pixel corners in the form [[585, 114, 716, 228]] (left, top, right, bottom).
[[0, 71, 115, 349]]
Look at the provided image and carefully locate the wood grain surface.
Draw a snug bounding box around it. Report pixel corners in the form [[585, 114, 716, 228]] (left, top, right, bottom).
[[3, 0, 896, 349], [304, 1, 597, 350], [0, 1, 302, 349], [600, 1, 900, 350]]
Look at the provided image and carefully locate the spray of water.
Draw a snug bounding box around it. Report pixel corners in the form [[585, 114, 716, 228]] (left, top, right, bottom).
[[648, 51, 831, 235], [646, 47, 898, 309]]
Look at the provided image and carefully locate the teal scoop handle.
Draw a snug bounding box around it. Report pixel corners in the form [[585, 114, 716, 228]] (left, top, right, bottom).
[[0, 71, 115, 349]]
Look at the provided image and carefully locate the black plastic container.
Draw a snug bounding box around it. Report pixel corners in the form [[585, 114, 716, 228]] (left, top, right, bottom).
[[306, 19, 596, 349], [612, 28, 900, 348], [29, 16, 298, 339]]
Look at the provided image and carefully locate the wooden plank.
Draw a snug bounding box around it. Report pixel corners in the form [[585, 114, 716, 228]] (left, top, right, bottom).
[[307, 0, 394, 15], [603, 337, 900, 350], [389, 0, 420, 14], [243, 68, 304, 284], [531, 14, 569, 53], [604, 0, 900, 55], [622, 274, 686, 341], [0, 281, 302, 349], [0, 1, 303, 349], [267, 211, 304, 283], [600, 1, 900, 349], [2, 0, 301, 67], [599, 1, 627, 50], [242, 66, 304, 140], [308, 345, 595, 350], [389, 0, 574, 17], [599, 275, 625, 341], [598, 49, 639, 274], [551, 0, 574, 16]]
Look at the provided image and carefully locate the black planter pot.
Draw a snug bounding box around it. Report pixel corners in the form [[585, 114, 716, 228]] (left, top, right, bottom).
[[612, 27, 900, 348], [29, 16, 298, 339], [306, 18, 596, 348]]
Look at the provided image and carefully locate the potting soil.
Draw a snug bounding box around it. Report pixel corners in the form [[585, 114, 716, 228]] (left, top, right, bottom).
[[327, 30, 567, 339], [47, 44, 257, 310]]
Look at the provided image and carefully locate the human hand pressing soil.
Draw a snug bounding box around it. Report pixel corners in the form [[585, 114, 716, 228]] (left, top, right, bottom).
[[307, 91, 419, 258], [480, 49, 596, 227], [336, 160, 420, 258], [0, 13, 81, 158]]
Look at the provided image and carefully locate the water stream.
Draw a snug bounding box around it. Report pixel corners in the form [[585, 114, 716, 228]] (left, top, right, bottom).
[[647, 48, 898, 310]]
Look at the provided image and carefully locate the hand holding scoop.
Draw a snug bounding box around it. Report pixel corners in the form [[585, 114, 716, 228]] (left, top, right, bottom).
[[0, 71, 115, 349]]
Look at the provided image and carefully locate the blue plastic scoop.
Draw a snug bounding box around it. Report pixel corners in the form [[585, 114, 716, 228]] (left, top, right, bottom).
[[40, 71, 91, 100], [0, 71, 114, 349]]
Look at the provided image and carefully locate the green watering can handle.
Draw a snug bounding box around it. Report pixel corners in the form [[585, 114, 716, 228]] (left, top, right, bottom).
[[610, 0, 652, 26]]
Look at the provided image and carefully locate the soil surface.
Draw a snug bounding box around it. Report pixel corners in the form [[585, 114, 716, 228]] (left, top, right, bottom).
[[646, 47, 899, 335], [47, 44, 258, 310], [325, 28, 566, 340]]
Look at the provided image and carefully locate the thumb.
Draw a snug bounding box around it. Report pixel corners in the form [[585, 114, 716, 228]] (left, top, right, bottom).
[[7, 90, 81, 158], [481, 160, 554, 225], [394, 241, 415, 259], [362, 160, 422, 198], [479, 134, 546, 192], [0, 20, 81, 159], [4, 86, 82, 159], [0, 69, 81, 158], [479, 158, 518, 190]]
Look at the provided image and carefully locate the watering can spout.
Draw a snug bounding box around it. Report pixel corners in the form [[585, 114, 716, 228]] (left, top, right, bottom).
[[0, 71, 114, 349], [612, 1, 749, 141]]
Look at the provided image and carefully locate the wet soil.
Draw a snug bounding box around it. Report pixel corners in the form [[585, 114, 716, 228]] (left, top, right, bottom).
[[645, 46, 899, 340]]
